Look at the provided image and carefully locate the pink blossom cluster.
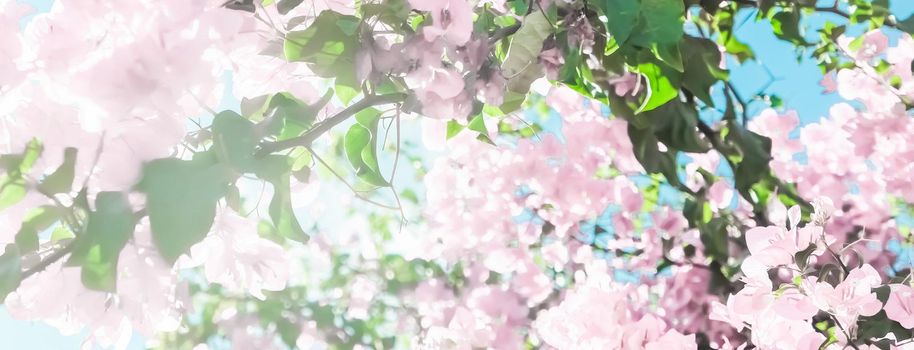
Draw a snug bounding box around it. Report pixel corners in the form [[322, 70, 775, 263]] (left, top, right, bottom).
[[0, 0, 252, 193], [746, 30, 914, 273], [0, 0, 319, 345], [413, 85, 720, 348], [356, 0, 507, 120], [533, 264, 695, 349], [710, 198, 914, 349]]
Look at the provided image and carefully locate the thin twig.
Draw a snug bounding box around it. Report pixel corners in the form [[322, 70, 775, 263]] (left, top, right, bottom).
[[389, 106, 407, 227], [725, 81, 750, 126], [306, 147, 400, 210], [829, 313, 861, 350]]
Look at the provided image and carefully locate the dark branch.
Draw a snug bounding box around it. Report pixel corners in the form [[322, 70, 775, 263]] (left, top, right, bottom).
[[20, 209, 148, 280], [489, 23, 521, 46], [20, 240, 75, 280], [256, 93, 407, 157]]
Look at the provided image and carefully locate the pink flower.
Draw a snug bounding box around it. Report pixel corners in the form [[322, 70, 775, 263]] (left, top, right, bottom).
[[541, 241, 569, 268], [405, 63, 472, 120], [808, 265, 883, 327], [838, 30, 889, 62], [409, 0, 473, 45], [749, 308, 824, 349], [609, 72, 640, 97], [644, 329, 698, 350], [539, 47, 564, 80], [475, 72, 506, 106], [708, 181, 734, 212], [181, 209, 291, 300], [821, 72, 838, 93], [771, 289, 819, 321], [744, 204, 827, 269], [744, 226, 804, 268], [0, 0, 30, 90], [748, 109, 802, 167], [885, 284, 914, 329]]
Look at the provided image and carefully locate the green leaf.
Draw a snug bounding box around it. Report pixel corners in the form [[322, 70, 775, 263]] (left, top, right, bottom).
[[225, 0, 256, 12], [446, 120, 465, 139], [627, 123, 680, 186], [652, 42, 684, 72], [500, 9, 552, 112], [629, 0, 685, 47], [265, 90, 331, 141], [635, 61, 681, 113], [284, 11, 361, 77], [499, 91, 528, 114], [345, 129, 388, 187], [648, 100, 711, 153], [15, 206, 61, 253], [723, 121, 773, 197], [67, 192, 136, 291], [856, 312, 904, 342], [771, 10, 808, 45], [37, 147, 77, 196], [0, 140, 42, 211], [137, 153, 233, 263], [897, 15, 914, 34], [474, 5, 496, 33], [50, 225, 74, 242], [225, 183, 244, 213], [494, 15, 517, 28], [343, 109, 388, 187], [0, 244, 20, 302], [0, 176, 26, 212], [794, 243, 817, 270], [700, 217, 729, 263], [467, 114, 488, 134], [681, 36, 729, 106], [212, 111, 259, 172], [253, 155, 308, 242], [335, 69, 360, 105], [597, 0, 640, 44], [360, 0, 410, 27], [275, 0, 303, 14], [719, 35, 755, 63]]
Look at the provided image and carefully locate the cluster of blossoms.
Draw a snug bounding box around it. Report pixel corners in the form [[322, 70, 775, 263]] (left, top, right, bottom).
[[703, 30, 914, 349], [407, 28, 914, 349], [359, 0, 509, 119], [748, 30, 914, 272], [0, 0, 527, 345], [710, 198, 914, 349], [408, 84, 728, 348], [0, 0, 332, 346]]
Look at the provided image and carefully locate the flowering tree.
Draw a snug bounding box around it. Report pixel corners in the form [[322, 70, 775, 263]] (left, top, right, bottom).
[[2, 0, 914, 349]]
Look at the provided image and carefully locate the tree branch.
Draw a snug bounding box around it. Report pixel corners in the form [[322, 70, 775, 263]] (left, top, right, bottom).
[[489, 23, 521, 46], [19, 209, 147, 280], [20, 240, 76, 280], [256, 93, 407, 157]]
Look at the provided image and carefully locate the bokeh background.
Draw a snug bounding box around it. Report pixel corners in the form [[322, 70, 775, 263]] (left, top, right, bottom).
[[4, 0, 914, 348]]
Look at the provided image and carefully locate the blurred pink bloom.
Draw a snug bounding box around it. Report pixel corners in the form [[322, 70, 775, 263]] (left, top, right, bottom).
[[885, 284, 914, 329], [409, 0, 473, 45]]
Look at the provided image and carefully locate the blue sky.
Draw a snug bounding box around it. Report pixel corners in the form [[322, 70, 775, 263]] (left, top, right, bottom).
[[5, 0, 914, 349], [730, 1, 914, 123]]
